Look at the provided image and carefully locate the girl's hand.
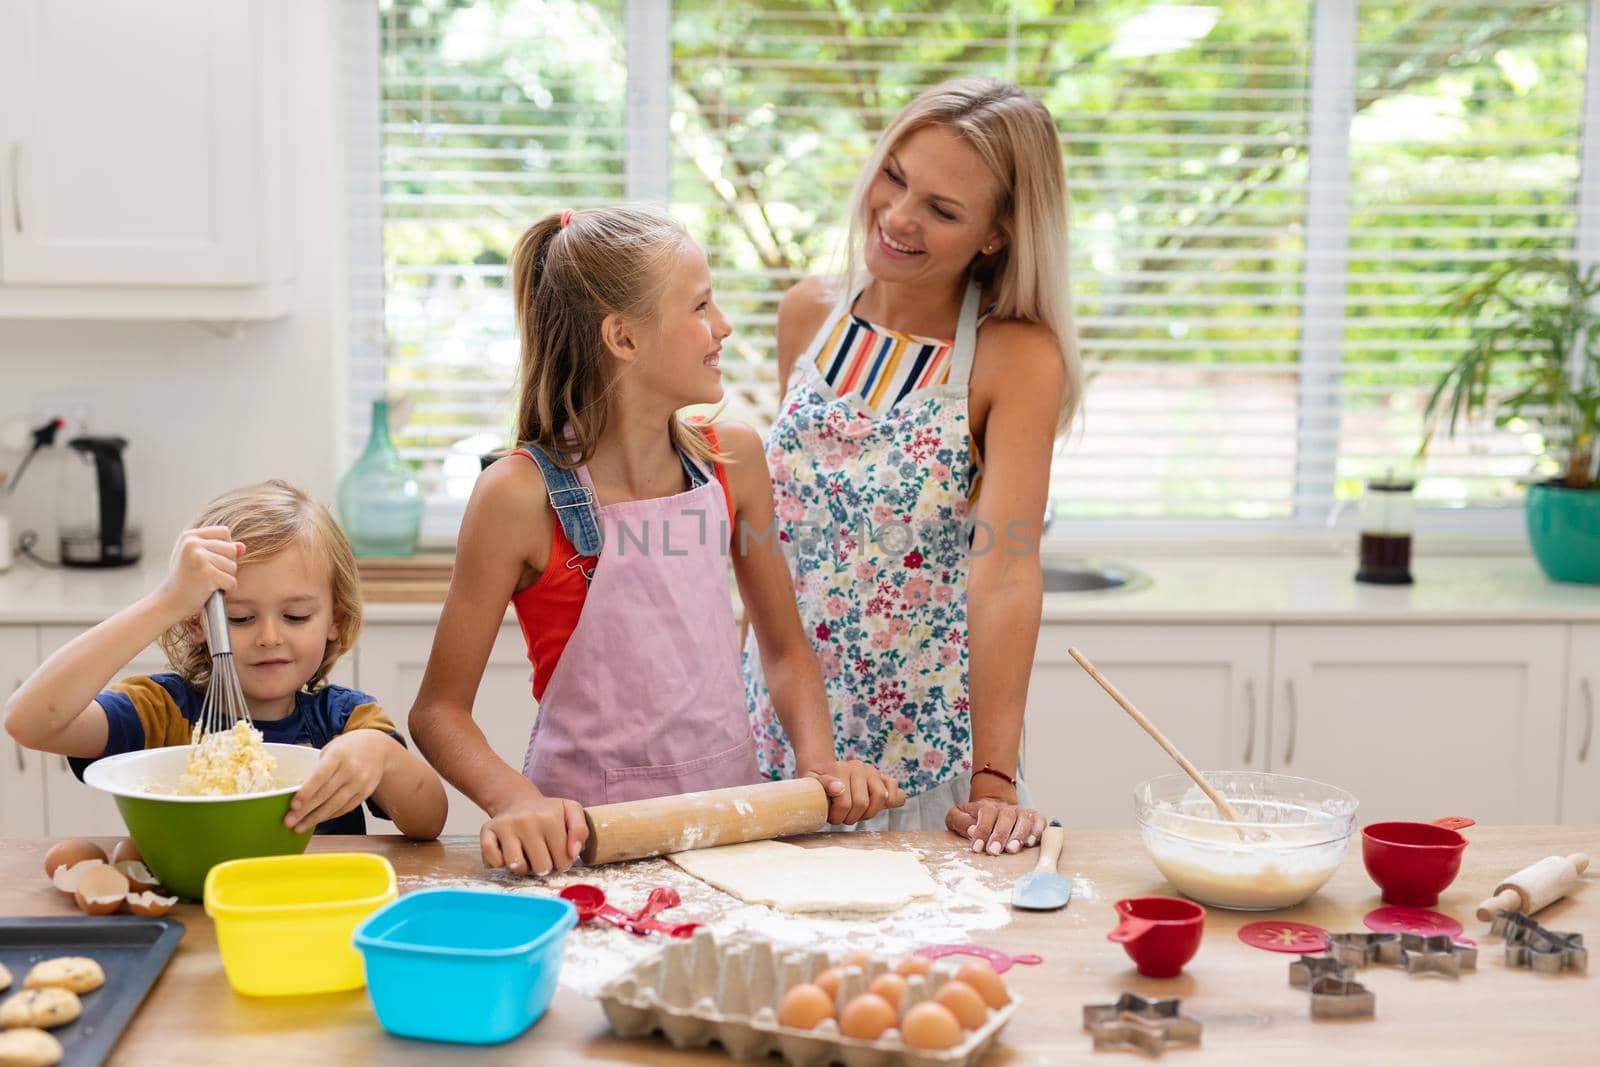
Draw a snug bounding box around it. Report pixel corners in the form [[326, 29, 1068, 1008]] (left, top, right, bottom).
[[285, 729, 394, 833], [157, 526, 244, 618], [480, 785, 588, 876], [801, 759, 905, 825], [946, 777, 1047, 856]]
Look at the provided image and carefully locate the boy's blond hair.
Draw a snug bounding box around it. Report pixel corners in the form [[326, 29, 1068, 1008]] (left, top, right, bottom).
[[158, 480, 362, 692], [509, 205, 723, 468]]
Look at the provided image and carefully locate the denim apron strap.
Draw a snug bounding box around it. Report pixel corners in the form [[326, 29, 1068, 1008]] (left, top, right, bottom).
[[518, 444, 604, 556]]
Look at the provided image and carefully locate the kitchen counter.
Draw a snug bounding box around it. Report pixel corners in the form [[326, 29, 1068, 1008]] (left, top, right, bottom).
[[1, 827, 1596, 1064], [0, 554, 1595, 626]]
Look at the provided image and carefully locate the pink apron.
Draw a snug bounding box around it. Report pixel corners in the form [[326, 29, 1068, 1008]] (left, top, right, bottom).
[[520, 446, 760, 807]]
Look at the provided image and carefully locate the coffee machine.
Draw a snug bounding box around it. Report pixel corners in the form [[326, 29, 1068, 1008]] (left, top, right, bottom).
[[59, 436, 141, 568]]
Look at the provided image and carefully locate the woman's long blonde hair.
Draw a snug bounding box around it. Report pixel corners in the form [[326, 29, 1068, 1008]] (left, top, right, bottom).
[[159, 480, 361, 692], [510, 205, 721, 467], [843, 76, 1082, 432]]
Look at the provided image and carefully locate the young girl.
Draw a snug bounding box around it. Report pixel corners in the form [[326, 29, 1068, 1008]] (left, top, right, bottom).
[[3, 480, 447, 838], [408, 206, 902, 878], [746, 77, 1081, 855]]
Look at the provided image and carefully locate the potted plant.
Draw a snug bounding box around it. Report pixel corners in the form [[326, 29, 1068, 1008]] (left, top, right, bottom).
[[1423, 254, 1600, 583]]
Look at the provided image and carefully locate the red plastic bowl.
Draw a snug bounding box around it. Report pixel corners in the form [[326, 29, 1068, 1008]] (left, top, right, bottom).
[[1360, 817, 1474, 907], [1108, 896, 1206, 978]]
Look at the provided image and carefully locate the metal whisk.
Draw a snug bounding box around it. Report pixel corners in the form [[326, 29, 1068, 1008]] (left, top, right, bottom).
[[194, 590, 253, 743]]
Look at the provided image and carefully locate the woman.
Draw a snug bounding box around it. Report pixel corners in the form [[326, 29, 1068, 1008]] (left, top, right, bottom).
[[744, 77, 1082, 854]]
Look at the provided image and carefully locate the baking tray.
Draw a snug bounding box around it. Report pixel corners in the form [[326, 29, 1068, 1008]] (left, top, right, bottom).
[[0, 916, 184, 1067]]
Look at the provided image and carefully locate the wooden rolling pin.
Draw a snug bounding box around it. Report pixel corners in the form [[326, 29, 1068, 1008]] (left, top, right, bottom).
[[1476, 853, 1590, 921], [580, 778, 829, 866]]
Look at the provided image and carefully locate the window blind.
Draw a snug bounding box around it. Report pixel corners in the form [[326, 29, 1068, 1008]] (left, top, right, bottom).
[[368, 0, 1595, 533]]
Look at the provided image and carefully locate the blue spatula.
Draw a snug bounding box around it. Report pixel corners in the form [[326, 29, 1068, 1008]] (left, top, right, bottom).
[[1011, 822, 1070, 910]]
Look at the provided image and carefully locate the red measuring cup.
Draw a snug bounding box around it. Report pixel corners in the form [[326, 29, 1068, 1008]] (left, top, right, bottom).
[[559, 884, 699, 938], [1361, 816, 1475, 907], [1108, 897, 1205, 979]]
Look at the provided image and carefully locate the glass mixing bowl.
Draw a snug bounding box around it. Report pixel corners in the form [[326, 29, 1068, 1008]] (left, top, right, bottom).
[[1134, 772, 1359, 911]]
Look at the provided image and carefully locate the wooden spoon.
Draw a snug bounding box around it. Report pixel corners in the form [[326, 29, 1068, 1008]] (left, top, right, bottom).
[[1068, 647, 1248, 827]]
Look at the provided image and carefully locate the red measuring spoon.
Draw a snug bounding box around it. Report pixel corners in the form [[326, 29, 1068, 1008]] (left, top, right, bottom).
[[559, 884, 700, 938]]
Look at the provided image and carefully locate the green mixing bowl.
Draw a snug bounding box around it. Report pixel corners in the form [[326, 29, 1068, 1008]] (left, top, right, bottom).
[[82, 743, 323, 900]]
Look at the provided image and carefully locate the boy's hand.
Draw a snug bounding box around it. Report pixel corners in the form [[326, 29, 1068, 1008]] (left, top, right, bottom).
[[801, 759, 904, 825], [946, 775, 1046, 856], [284, 729, 393, 833], [480, 785, 587, 876], [157, 526, 245, 618]]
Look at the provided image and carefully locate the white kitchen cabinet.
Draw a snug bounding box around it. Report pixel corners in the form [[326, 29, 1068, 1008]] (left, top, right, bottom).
[[1270, 625, 1566, 825], [0, 0, 290, 318], [1024, 625, 1271, 828], [0, 627, 43, 836], [355, 624, 536, 838], [1561, 625, 1600, 823], [36, 626, 357, 837]]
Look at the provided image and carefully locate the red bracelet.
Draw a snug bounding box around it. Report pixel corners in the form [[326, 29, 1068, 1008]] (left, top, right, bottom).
[[973, 764, 1017, 787]]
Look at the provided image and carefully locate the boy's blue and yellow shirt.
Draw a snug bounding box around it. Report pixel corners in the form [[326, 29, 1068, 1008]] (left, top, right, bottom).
[[69, 672, 403, 835]]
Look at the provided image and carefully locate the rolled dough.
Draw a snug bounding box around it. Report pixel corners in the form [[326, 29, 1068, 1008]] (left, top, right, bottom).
[[668, 840, 938, 914]]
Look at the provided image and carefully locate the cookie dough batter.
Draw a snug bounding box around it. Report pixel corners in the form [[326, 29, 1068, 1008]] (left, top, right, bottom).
[[24, 958, 104, 995], [0, 989, 80, 1031], [0, 1027, 64, 1067]]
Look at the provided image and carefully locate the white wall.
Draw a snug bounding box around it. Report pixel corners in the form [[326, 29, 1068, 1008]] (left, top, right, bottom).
[[0, 0, 347, 559]]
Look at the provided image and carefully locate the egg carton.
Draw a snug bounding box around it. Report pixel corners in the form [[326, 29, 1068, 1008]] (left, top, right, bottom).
[[596, 929, 1020, 1067]]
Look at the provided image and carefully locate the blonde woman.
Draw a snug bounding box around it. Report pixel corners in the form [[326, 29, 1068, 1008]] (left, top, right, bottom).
[[745, 78, 1081, 854], [3, 480, 447, 838]]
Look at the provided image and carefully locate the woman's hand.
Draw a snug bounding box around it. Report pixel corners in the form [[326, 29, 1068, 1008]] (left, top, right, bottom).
[[945, 775, 1046, 855], [479, 782, 588, 876], [801, 759, 905, 824], [285, 729, 394, 833], [156, 526, 244, 619]]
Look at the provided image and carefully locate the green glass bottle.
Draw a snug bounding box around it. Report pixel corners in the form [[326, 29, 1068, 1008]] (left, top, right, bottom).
[[338, 398, 422, 558]]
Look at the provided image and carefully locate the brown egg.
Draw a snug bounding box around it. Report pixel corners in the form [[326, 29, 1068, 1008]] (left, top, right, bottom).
[[73, 863, 129, 916], [838, 950, 873, 969], [813, 968, 843, 1001], [838, 993, 896, 1041], [124, 891, 178, 917], [50, 859, 107, 897], [777, 983, 834, 1030], [954, 962, 1010, 1009], [895, 955, 933, 977], [109, 838, 142, 865], [934, 979, 989, 1029], [867, 973, 907, 1008], [113, 861, 160, 894], [43, 840, 107, 879], [901, 1001, 963, 1050]]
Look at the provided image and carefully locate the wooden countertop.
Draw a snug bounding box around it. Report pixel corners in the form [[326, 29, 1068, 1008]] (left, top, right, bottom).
[[2, 827, 1596, 1065]]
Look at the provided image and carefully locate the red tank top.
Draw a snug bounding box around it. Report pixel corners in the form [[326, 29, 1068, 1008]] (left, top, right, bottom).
[[510, 427, 734, 700]]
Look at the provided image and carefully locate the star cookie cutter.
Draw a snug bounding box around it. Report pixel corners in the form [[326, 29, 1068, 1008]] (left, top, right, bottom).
[[1490, 910, 1588, 974], [1396, 933, 1478, 978], [1325, 932, 1401, 968], [1082, 993, 1203, 1055], [1307, 975, 1376, 1019], [1289, 954, 1354, 988]]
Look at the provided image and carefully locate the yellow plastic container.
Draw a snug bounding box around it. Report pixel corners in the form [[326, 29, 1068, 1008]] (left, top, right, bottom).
[[205, 852, 398, 996]]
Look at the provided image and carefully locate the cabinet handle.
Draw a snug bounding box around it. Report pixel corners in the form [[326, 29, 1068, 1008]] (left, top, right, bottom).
[[1283, 678, 1298, 766], [1580, 677, 1594, 763], [13, 741, 23, 774], [58, 756, 68, 773], [1242, 678, 1256, 764], [7, 143, 20, 233]]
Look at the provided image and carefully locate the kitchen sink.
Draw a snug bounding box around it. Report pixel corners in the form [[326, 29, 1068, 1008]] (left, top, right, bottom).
[[1040, 558, 1150, 593]]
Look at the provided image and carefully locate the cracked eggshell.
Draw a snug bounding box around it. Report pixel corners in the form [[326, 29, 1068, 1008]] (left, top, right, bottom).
[[113, 860, 161, 893], [109, 838, 142, 865], [124, 891, 178, 917], [43, 839, 108, 879], [72, 863, 129, 915], [51, 858, 109, 897]]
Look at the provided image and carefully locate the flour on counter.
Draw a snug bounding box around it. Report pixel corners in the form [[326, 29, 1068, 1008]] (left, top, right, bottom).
[[397, 848, 1016, 997]]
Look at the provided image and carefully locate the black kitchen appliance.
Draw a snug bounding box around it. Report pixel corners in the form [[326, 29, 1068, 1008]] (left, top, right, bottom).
[[59, 435, 141, 568]]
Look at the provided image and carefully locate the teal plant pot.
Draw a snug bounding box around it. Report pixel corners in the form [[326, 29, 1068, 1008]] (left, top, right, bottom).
[[1526, 482, 1600, 584], [82, 743, 322, 900]]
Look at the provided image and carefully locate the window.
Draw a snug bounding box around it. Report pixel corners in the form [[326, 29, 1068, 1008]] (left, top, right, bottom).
[[359, 0, 1595, 538]]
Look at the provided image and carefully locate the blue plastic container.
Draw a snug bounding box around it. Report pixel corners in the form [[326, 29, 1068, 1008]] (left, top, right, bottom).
[[352, 889, 578, 1044]]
